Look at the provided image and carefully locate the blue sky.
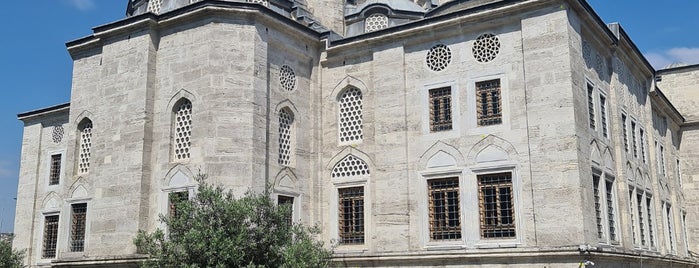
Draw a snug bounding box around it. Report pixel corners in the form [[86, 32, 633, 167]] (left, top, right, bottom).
[[0, 0, 697, 233]]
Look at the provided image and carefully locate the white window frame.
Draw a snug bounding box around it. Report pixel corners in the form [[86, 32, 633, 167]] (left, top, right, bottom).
[[36, 211, 60, 263], [470, 163, 522, 248], [467, 74, 510, 135], [46, 150, 66, 188], [337, 87, 365, 146], [63, 198, 91, 256], [418, 168, 465, 250], [421, 80, 460, 137], [331, 177, 370, 252]]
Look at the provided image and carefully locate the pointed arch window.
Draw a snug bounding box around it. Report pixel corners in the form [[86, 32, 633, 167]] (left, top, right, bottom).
[[77, 119, 93, 174], [278, 108, 295, 166], [173, 99, 193, 161], [338, 87, 364, 144]]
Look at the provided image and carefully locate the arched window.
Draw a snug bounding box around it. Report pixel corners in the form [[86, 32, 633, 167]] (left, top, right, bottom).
[[77, 119, 93, 174], [331, 155, 370, 178], [278, 108, 294, 166], [332, 155, 370, 245], [338, 87, 363, 144], [173, 99, 192, 161], [365, 13, 388, 33], [147, 0, 163, 14]]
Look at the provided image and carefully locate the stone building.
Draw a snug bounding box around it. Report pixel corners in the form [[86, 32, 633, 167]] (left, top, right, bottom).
[[13, 0, 699, 266]]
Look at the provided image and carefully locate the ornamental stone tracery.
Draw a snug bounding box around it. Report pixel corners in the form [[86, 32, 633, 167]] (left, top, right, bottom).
[[365, 13, 388, 33], [426, 44, 452, 72], [280, 65, 296, 91], [473, 33, 500, 63]]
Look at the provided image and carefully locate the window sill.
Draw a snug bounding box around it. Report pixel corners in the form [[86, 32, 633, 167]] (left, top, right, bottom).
[[334, 245, 368, 254], [424, 243, 465, 251], [475, 241, 519, 249]]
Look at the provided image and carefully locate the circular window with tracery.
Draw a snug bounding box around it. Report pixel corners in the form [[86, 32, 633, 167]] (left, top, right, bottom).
[[280, 65, 296, 92], [473, 33, 501, 63], [426, 44, 452, 72], [365, 13, 388, 33]]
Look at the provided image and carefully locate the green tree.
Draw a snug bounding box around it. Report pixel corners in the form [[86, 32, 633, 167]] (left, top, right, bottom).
[[0, 235, 25, 268], [134, 176, 332, 268]]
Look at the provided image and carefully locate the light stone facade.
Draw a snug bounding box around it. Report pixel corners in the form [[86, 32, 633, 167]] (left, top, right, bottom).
[[13, 0, 699, 267]]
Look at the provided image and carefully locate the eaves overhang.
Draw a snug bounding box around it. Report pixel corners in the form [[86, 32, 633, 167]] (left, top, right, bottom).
[[650, 87, 685, 125], [17, 103, 70, 122], [656, 63, 699, 76]]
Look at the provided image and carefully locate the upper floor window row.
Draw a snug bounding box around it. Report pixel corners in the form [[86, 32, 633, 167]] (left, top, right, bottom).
[[428, 79, 504, 133]]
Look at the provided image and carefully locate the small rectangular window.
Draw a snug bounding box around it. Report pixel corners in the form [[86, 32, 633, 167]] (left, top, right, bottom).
[[42, 215, 59, 259], [622, 114, 629, 153], [676, 159, 682, 187], [631, 121, 638, 158], [640, 129, 647, 164], [646, 196, 655, 247], [587, 83, 595, 130], [600, 94, 608, 138], [429, 87, 452, 132], [660, 145, 666, 177], [478, 173, 515, 238], [476, 79, 502, 126], [665, 203, 675, 253], [278, 195, 294, 226], [605, 178, 617, 242], [637, 193, 646, 246], [428, 177, 461, 240], [70, 203, 87, 252], [593, 174, 603, 239], [629, 190, 637, 245], [338, 187, 364, 245], [49, 154, 62, 185], [168, 192, 189, 218]]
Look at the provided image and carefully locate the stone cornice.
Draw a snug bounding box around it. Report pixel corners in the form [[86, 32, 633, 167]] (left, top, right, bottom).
[[17, 103, 70, 122]]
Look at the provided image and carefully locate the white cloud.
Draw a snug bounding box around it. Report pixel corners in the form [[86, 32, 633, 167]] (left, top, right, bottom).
[[67, 0, 96, 11], [644, 47, 699, 69]]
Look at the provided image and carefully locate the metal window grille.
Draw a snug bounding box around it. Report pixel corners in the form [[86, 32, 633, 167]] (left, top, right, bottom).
[[622, 114, 629, 152], [49, 154, 61, 185], [42, 215, 59, 258], [429, 87, 452, 132], [478, 173, 515, 238], [587, 84, 595, 129], [593, 174, 603, 239], [169, 192, 189, 218], [605, 179, 616, 241], [428, 178, 461, 240], [278, 196, 294, 226], [631, 121, 637, 158], [629, 191, 637, 245], [637, 193, 646, 246], [600, 95, 608, 138], [70, 203, 87, 252], [338, 187, 364, 245], [646, 196, 655, 247], [476, 80, 502, 126]]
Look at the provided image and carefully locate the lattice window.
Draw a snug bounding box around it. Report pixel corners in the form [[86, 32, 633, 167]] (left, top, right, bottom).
[[665, 203, 675, 252], [600, 94, 608, 138], [147, 0, 163, 14], [605, 178, 617, 242], [622, 114, 629, 153], [593, 174, 603, 239], [587, 83, 595, 130], [52, 126, 64, 143], [473, 33, 500, 63], [338, 87, 363, 144], [646, 195, 655, 247], [70, 203, 87, 252], [631, 121, 637, 158], [338, 187, 364, 245], [478, 173, 515, 238], [429, 87, 452, 132], [629, 191, 637, 245], [278, 109, 294, 166], [78, 120, 93, 174], [278, 196, 294, 226], [173, 100, 193, 161], [676, 159, 682, 187], [365, 13, 388, 33], [169, 192, 189, 218], [476, 79, 502, 126], [640, 129, 647, 163], [49, 154, 61, 186], [428, 178, 461, 240], [247, 0, 269, 6], [426, 44, 451, 72], [659, 145, 666, 177], [331, 155, 369, 178], [42, 215, 59, 259], [280, 65, 296, 91], [637, 193, 646, 246]]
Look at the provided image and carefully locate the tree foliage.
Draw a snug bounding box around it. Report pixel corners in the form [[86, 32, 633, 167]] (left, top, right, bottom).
[[0, 235, 25, 268], [134, 177, 332, 268]]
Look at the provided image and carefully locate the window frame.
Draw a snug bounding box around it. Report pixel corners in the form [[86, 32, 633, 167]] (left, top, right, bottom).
[[46, 150, 65, 187], [277, 107, 295, 167], [171, 99, 193, 162], [598, 91, 609, 138], [470, 165, 521, 248], [76, 119, 93, 175], [475, 79, 503, 127], [587, 81, 596, 131], [591, 169, 620, 245], [69, 203, 88, 253], [427, 177, 462, 241], [330, 155, 371, 252], [337, 87, 365, 146], [41, 214, 60, 260], [428, 87, 454, 132], [422, 81, 460, 136]]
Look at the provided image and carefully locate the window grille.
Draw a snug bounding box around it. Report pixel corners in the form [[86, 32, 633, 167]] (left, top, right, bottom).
[[338, 87, 363, 144], [247, 0, 269, 6], [640, 129, 647, 163], [587, 84, 595, 130], [605, 179, 616, 241], [659, 145, 666, 177], [338, 187, 364, 245], [622, 114, 629, 152], [629, 191, 637, 245], [676, 159, 682, 187], [365, 13, 388, 33], [169, 192, 189, 218], [174, 100, 192, 161], [331, 155, 370, 178], [279, 65, 296, 91], [637, 193, 646, 246], [478, 173, 515, 238], [426, 44, 451, 72], [70, 203, 87, 252], [278, 196, 294, 226], [646, 196, 655, 247], [78, 120, 93, 174], [147, 0, 163, 14], [476, 79, 502, 126], [473, 33, 501, 63], [666, 203, 675, 252], [593, 174, 603, 239], [428, 178, 461, 240], [631, 121, 637, 158], [278, 109, 294, 166], [49, 154, 61, 185], [429, 87, 452, 132], [600, 95, 608, 138], [42, 215, 59, 258]]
